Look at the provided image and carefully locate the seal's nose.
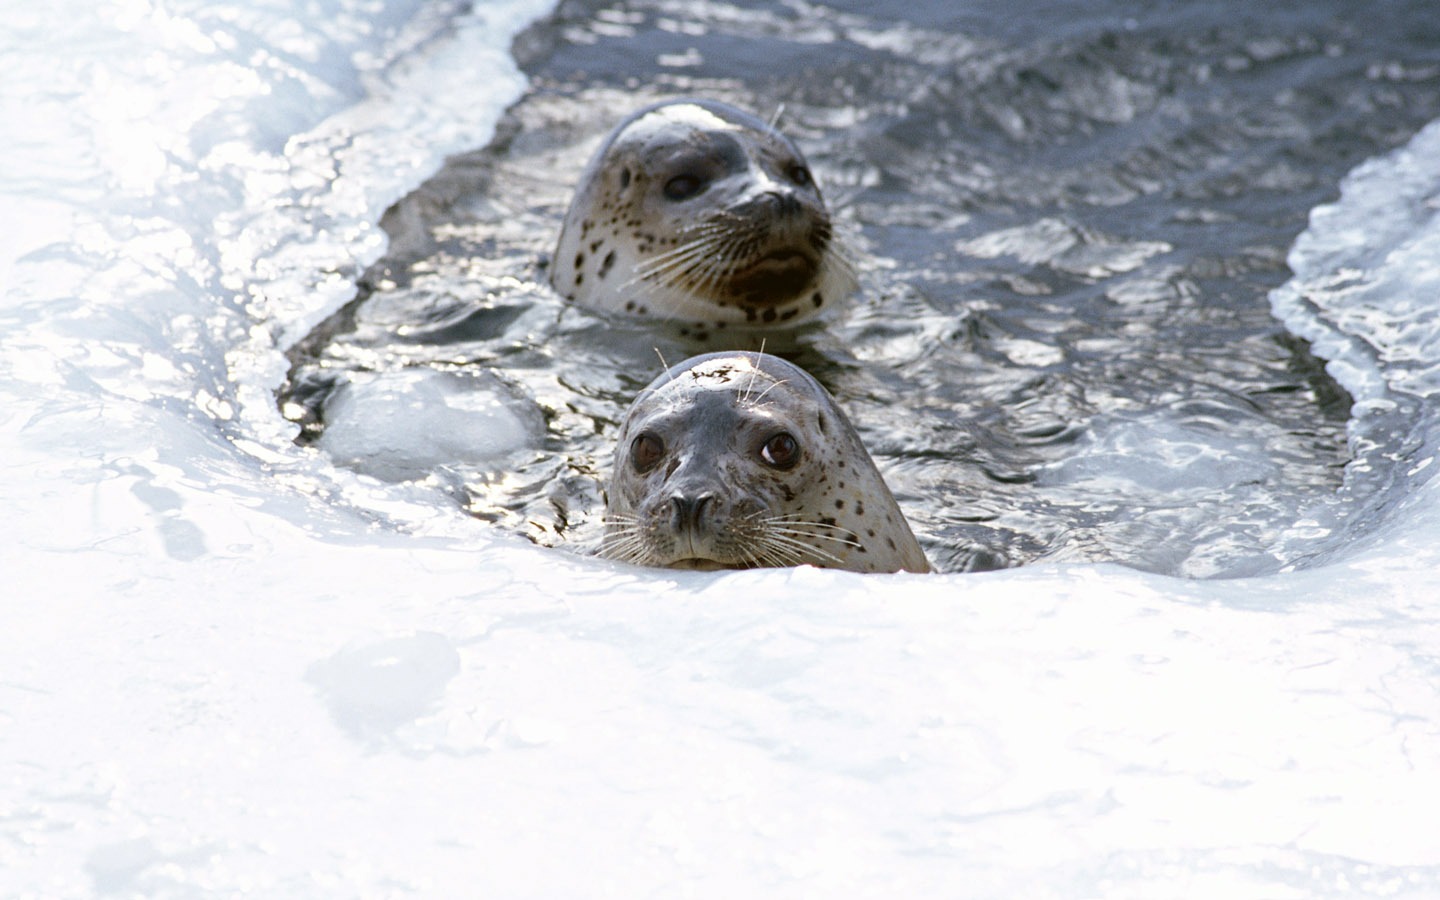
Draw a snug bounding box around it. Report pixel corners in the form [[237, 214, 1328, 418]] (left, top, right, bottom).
[[761, 189, 802, 217], [670, 493, 715, 532], [735, 187, 803, 220]]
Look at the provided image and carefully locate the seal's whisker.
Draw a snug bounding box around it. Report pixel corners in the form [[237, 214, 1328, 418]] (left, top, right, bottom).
[[623, 265, 697, 306], [772, 538, 823, 566], [599, 533, 653, 565], [762, 524, 845, 553], [745, 377, 789, 408], [672, 243, 729, 285], [597, 540, 635, 562], [628, 228, 733, 279], [762, 512, 860, 532], [599, 517, 649, 560], [601, 523, 642, 537], [633, 213, 790, 299], [751, 546, 794, 569], [767, 525, 862, 549], [735, 541, 770, 570], [670, 237, 740, 297], [757, 531, 844, 566], [634, 230, 727, 272], [693, 250, 738, 295], [756, 513, 863, 547], [744, 535, 795, 568], [601, 527, 644, 543], [766, 516, 859, 533], [771, 529, 858, 550], [739, 340, 768, 406], [631, 243, 722, 287], [634, 236, 742, 298]]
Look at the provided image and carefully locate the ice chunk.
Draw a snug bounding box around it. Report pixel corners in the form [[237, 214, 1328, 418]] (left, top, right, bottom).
[[316, 368, 544, 482]]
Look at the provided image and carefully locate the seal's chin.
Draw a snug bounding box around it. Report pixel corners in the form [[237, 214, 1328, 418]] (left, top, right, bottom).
[[670, 557, 732, 571], [745, 249, 810, 271], [727, 249, 819, 306]]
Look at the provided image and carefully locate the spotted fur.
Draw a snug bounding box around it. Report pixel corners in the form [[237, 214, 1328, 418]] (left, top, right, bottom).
[[602, 352, 930, 574], [550, 99, 857, 329]]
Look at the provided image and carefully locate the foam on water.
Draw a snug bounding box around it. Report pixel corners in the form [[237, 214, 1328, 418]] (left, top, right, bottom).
[[4, 1, 1440, 896]]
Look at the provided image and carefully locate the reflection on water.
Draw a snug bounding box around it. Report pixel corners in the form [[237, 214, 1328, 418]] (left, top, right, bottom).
[[283, 0, 1440, 576]]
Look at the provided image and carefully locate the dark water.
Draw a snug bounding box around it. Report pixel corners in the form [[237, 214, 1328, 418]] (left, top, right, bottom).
[[283, 0, 1440, 575]]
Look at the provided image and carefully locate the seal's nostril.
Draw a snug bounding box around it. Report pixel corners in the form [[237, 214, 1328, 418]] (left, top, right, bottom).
[[670, 493, 714, 530], [759, 190, 801, 217]]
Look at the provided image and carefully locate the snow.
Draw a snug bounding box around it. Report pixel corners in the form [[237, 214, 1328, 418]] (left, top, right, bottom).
[[3, 0, 1440, 896]]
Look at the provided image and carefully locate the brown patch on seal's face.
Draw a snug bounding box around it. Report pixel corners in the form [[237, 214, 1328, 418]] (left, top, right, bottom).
[[712, 212, 833, 311]]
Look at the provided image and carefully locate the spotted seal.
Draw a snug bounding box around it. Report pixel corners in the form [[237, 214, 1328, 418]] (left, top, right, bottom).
[[550, 99, 857, 331], [601, 352, 931, 574]]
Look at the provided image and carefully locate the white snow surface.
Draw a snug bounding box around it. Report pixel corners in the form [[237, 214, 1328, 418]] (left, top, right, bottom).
[[3, 1, 1440, 897]]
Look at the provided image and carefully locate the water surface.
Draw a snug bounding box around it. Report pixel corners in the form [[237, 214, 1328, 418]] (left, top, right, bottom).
[[285, 0, 1440, 576]]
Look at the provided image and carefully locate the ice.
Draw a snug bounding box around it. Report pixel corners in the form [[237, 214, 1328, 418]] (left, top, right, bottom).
[[4, 0, 1440, 896], [1273, 118, 1440, 401], [316, 369, 544, 482]]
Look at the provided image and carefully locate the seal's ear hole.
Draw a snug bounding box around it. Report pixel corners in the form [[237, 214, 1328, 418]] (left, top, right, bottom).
[[663, 173, 706, 201], [760, 432, 801, 470], [619, 167, 631, 189], [631, 432, 665, 473]]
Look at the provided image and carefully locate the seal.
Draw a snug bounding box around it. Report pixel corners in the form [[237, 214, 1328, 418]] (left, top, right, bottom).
[[601, 352, 931, 574], [550, 99, 857, 331]]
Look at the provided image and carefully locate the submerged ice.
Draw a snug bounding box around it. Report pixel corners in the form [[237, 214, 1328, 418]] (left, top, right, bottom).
[[4, 0, 1440, 897], [315, 369, 544, 482]]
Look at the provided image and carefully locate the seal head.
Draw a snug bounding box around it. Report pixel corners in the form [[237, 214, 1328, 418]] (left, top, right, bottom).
[[551, 99, 856, 329], [602, 352, 930, 574]]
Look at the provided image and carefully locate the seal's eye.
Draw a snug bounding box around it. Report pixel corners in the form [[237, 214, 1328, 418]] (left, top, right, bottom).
[[788, 164, 813, 188], [760, 432, 800, 470], [663, 173, 705, 201], [630, 432, 665, 474]]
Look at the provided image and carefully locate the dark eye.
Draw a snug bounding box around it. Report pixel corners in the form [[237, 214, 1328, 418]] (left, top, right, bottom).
[[788, 164, 812, 187], [631, 432, 664, 473], [760, 432, 800, 469], [663, 174, 705, 201]]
